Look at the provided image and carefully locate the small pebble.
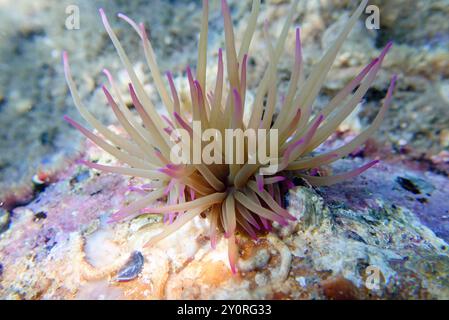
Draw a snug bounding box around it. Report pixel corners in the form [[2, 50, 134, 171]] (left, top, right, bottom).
[[0, 209, 11, 234], [34, 211, 47, 222], [296, 276, 307, 287], [439, 81, 449, 104], [14, 98, 33, 114], [396, 177, 421, 194], [116, 251, 144, 282], [439, 129, 449, 148]]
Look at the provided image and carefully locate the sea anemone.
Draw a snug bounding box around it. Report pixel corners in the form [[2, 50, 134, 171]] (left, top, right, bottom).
[[63, 0, 396, 273]]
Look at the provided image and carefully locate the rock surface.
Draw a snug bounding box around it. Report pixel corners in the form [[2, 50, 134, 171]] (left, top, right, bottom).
[[0, 139, 448, 299]]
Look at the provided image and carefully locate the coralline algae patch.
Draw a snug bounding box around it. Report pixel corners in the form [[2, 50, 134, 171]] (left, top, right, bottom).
[[321, 159, 449, 243], [0, 139, 448, 299]]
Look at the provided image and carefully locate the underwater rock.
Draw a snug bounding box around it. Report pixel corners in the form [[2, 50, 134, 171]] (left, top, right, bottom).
[[0, 139, 447, 299], [0, 0, 448, 300]]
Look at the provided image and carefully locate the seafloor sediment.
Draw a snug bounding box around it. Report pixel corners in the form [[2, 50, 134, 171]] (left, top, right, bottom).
[[0, 0, 448, 299]]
